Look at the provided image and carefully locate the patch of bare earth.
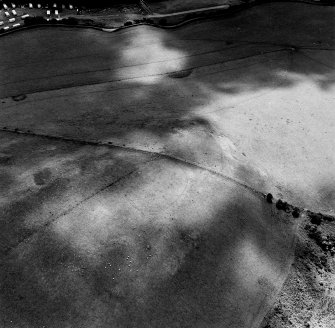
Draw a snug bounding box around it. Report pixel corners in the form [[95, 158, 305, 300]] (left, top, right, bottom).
[[261, 211, 335, 328]]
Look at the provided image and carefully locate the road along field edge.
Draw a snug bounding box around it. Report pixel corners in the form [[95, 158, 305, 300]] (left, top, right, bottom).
[[0, 0, 334, 38]]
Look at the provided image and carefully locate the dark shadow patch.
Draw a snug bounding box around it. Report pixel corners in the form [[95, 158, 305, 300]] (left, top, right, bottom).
[[12, 94, 27, 102], [0, 153, 12, 165], [0, 172, 14, 193], [168, 69, 193, 79], [0, 177, 71, 257], [0, 174, 296, 328], [33, 168, 52, 186]]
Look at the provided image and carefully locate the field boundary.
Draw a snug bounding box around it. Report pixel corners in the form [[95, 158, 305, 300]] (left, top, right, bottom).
[[0, 0, 333, 38]]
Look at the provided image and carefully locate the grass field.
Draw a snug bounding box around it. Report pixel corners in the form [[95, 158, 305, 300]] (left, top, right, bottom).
[[0, 2, 334, 327]]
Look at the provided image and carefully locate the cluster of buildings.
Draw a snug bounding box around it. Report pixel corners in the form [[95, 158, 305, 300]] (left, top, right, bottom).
[[0, 2, 77, 31]]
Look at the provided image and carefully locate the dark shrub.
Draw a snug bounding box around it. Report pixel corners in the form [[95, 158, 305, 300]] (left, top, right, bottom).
[[24, 16, 47, 26], [81, 19, 94, 26], [89, 21, 103, 28], [309, 212, 323, 225], [65, 17, 79, 25], [276, 199, 291, 212], [276, 199, 284, 210], [292, 207, 300, 218], [158, 18, 167, 25]]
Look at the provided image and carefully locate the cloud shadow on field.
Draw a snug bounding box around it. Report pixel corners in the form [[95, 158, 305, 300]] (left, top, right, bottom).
[[0, 134, 157, 258], [0, 2, 334, 327], [0, 3, 333, 156], [0, 174, 296, 328]]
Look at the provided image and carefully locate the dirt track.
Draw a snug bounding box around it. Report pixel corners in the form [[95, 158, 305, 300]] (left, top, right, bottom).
[[0, 2, 334, 327]]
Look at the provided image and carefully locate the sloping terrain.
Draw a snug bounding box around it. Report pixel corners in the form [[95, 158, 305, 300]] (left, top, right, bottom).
[[0, 2, 334, 327]]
